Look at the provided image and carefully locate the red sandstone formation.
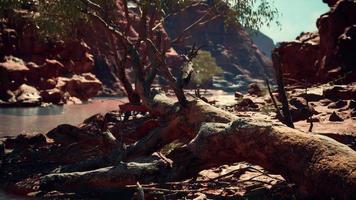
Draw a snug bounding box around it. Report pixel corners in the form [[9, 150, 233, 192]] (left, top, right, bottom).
[[0, 15, 102, 106], [274, 0, 356, 85], [165, 2, 273, 91]]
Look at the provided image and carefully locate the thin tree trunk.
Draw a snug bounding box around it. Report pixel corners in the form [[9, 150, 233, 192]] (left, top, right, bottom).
[[272, 51, 294, 128]]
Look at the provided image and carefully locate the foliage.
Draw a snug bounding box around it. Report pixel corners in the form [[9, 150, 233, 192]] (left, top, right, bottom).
[[0, 0, 279, 38], [225, 0, 280, 30], [192, 50, 223, 85], [0, 0, 24, 18], [34, 0, 87, 39], [162, 0, 280, 30]]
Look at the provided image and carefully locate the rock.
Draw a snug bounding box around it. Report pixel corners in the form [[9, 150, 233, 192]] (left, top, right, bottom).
[[104, 111, 122, 125], [300, 93, 324, 102], [234, 92, 243, 99], [0, 90, 16, 102], [329, 111, 344, 122], [320, 99, 333, 106], [15, 84, 42, 106], [39, 59, 65, 79], [290, 97, 307, 109], [323, 0, 339, 7], [273, 0, 356, 84], [327, 100, 348, 109], [56, 73, 102, 101], [60, 41, 94, 74], [165, 2, 273, 92], [289, 97, 318, 122], [80, 113, 105, 134], [47, 124, 114, 147], [40, 88, 63, 104], [235, 98, 259, 111], [4, 133, 47, 150], [250, 30, 275, 58], [273, 32, 321, 84], [349, 100, 356, 109], [323, 85, 356, 100], [351, 109, 356, 118], [38, 78, 57, 90], [247, 83, 263, 96], [47, 124, 94, 145], [290, 106, 311, 122], [65, 96, 83, 105], [0, 56, 30, 91]]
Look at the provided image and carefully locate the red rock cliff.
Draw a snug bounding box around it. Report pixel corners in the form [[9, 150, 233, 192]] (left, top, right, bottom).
[[274, 0, 356, 85]]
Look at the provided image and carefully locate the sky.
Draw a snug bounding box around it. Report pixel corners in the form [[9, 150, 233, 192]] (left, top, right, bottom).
[[259, 0, 329, 43]]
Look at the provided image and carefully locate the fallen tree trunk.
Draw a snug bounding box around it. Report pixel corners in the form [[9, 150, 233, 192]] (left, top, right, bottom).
[[39, 97, 356, 199], [40, 159, 170, 192], [168, 120, 356, 199]]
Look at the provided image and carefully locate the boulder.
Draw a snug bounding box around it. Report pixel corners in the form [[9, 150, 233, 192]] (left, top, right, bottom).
[[56, 73, 102, 101], [40, 88, 63, 104], [235, 98, 259, 111], [12, 84, 42, 107], [47, 124, 115, 147], [0, 56, 30, 91], [0, 90, 16, 102], [234, 92, 243, 99], [273, 32, 321, 84], [39, 59, 65, 79], [323, 85, 356, 100], [329, 111, 344, 122], [38, 78, 57, 90], [80, 113, 105, 134], [327, 100, 348, 109], [4, 133, 47, 150], [289, 97, 318, 122], [247, 83, 263, 96], [60, 41, 94, 74]]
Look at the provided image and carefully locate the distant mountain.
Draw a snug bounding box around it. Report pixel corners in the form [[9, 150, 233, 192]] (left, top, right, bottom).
[[250, 31, 275, 58], [165, 3, 273, 92]]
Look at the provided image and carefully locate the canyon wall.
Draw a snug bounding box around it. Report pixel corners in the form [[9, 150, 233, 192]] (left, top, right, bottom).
[[274, 0, 356, 85], [165, 2, 273, 92]]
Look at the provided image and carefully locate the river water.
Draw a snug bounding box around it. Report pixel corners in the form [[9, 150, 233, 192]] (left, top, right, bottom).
[[0, 98, 127, 199], [0, 97, 127, 137]]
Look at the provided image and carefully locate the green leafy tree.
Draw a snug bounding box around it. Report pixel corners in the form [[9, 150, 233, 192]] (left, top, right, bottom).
[[0, 0, 279, 105], [192, 50, 223, 86]]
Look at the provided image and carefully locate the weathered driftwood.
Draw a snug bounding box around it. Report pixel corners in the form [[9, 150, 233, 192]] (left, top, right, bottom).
[[169, 120, 356, 199], [40, 159, 170, 192], [40, 97, 356, 199]]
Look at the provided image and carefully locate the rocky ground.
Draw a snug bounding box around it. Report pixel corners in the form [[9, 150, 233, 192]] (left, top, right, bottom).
[[0, 82, 354, 199], [218, 83, 356, 149]]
